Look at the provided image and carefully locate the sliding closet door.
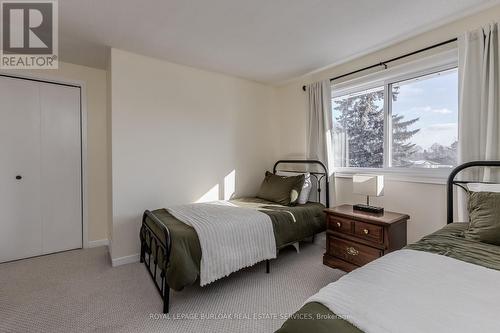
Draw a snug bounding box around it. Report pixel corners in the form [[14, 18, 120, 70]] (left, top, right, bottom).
[[40, 84, 82, 254], [0, 77, 43, 262]]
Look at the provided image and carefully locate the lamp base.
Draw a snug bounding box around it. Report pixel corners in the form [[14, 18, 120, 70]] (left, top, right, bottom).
[[353, 204, 384, 214]]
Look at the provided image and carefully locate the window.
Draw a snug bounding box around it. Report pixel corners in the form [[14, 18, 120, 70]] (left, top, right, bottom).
[[331, 53, 458, 176], [332, 86, 385, 168], [390, 69, 458, 168]]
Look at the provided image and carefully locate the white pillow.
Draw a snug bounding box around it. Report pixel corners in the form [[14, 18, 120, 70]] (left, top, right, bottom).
[[276, 171, 312, 205], [466, 183, 500, 193]]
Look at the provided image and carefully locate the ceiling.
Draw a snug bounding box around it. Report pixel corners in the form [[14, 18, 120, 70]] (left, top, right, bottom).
[[59, 0, 499, 84]]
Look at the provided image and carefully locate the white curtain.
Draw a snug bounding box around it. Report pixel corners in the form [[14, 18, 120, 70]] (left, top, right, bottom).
[[306, 80, 333, 165], [457, 23, 500, 221], [306, 80, 334, 205]]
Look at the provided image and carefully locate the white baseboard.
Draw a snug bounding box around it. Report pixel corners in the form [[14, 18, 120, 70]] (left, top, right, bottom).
[[111, 253, 140, 267], [88, 239, 109, 248]]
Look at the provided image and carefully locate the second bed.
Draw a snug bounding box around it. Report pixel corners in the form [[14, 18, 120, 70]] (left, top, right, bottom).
[[139, 159, 329, 313]]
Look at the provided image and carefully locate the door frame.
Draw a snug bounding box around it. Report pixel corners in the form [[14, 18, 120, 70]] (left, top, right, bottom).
[[0, 71, 89, 249]]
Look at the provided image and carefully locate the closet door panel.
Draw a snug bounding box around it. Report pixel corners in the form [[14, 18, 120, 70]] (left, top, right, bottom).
[[40, 84, 82, 253], [0, 77, 42, 262]]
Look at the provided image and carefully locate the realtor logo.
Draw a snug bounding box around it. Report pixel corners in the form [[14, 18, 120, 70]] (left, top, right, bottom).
[[1, 0, 58, 69]]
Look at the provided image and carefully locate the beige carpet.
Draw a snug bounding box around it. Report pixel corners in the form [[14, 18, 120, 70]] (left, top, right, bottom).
[[0, 241, 344, 333]]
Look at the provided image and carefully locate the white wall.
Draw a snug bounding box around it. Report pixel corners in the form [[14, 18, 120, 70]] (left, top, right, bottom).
[[2, 62, 109, 244], [275, 5, 500, 242], [109, 48, 278, 262]]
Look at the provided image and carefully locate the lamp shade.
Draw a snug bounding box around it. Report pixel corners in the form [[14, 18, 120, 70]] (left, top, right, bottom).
[[352, 174, 384, 197]]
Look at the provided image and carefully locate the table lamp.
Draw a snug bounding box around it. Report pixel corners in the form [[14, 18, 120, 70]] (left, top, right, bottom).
[[352, 174, 384, 214]]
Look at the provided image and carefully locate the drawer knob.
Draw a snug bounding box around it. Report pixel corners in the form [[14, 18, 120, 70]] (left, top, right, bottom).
[[346, 246, 359, 256], [336, 222, 341, 227], [363, 229, 369, 235]]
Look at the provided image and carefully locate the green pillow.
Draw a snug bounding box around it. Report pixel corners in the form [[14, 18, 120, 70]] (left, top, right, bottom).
[[256, 171, 305, 206], [464, 191, 500, 245]]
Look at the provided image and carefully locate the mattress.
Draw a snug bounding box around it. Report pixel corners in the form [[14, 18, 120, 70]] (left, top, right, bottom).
[[142, 197, 326, 291], [276, 223, 500, 333]]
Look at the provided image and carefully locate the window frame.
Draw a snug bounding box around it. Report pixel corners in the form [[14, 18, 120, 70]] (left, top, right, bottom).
[[330, 49, 458, 183]]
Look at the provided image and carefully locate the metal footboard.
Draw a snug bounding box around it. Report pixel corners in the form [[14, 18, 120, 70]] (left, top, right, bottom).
[[140, 210, 172, 313]]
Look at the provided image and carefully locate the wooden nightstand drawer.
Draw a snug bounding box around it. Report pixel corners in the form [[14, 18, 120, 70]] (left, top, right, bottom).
[[328, 236, 381, 267], [354, 221, 383, 243], [328, 216, 352, 234]]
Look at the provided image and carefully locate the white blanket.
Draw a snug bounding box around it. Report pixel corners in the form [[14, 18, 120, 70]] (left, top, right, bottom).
[[167, 201, 276, 286], [307, 249, 500, 333]]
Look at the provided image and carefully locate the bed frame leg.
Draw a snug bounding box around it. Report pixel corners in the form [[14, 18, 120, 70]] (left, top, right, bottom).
[[139, 225, 145, 263], [311, 234, 316, 244], [266, 259, 270, 274], [163, 285, 170, 313], [140, 242, 145, 263]]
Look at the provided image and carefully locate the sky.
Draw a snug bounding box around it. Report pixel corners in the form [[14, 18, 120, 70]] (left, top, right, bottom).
[[392, 68, 458, 150]]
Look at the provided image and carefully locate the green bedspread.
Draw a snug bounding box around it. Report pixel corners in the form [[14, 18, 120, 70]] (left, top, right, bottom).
[[142, 197, 325, 291], [276, 223, 500, 333]]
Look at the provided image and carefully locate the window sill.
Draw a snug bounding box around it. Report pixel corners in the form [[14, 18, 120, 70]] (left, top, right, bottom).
[[333, 168, 451, 185]]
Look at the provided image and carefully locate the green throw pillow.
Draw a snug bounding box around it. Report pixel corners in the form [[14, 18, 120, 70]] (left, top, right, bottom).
[[464, 191, 500, 245], [256, 171, 305, 206]]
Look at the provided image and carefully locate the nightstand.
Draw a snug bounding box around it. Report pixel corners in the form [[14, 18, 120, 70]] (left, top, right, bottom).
[[323, 204, 409, 272]]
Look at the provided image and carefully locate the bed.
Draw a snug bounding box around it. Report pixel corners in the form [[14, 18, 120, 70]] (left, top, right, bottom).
[[139, 160, 329, 313], [276, 160, 500, 333]]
